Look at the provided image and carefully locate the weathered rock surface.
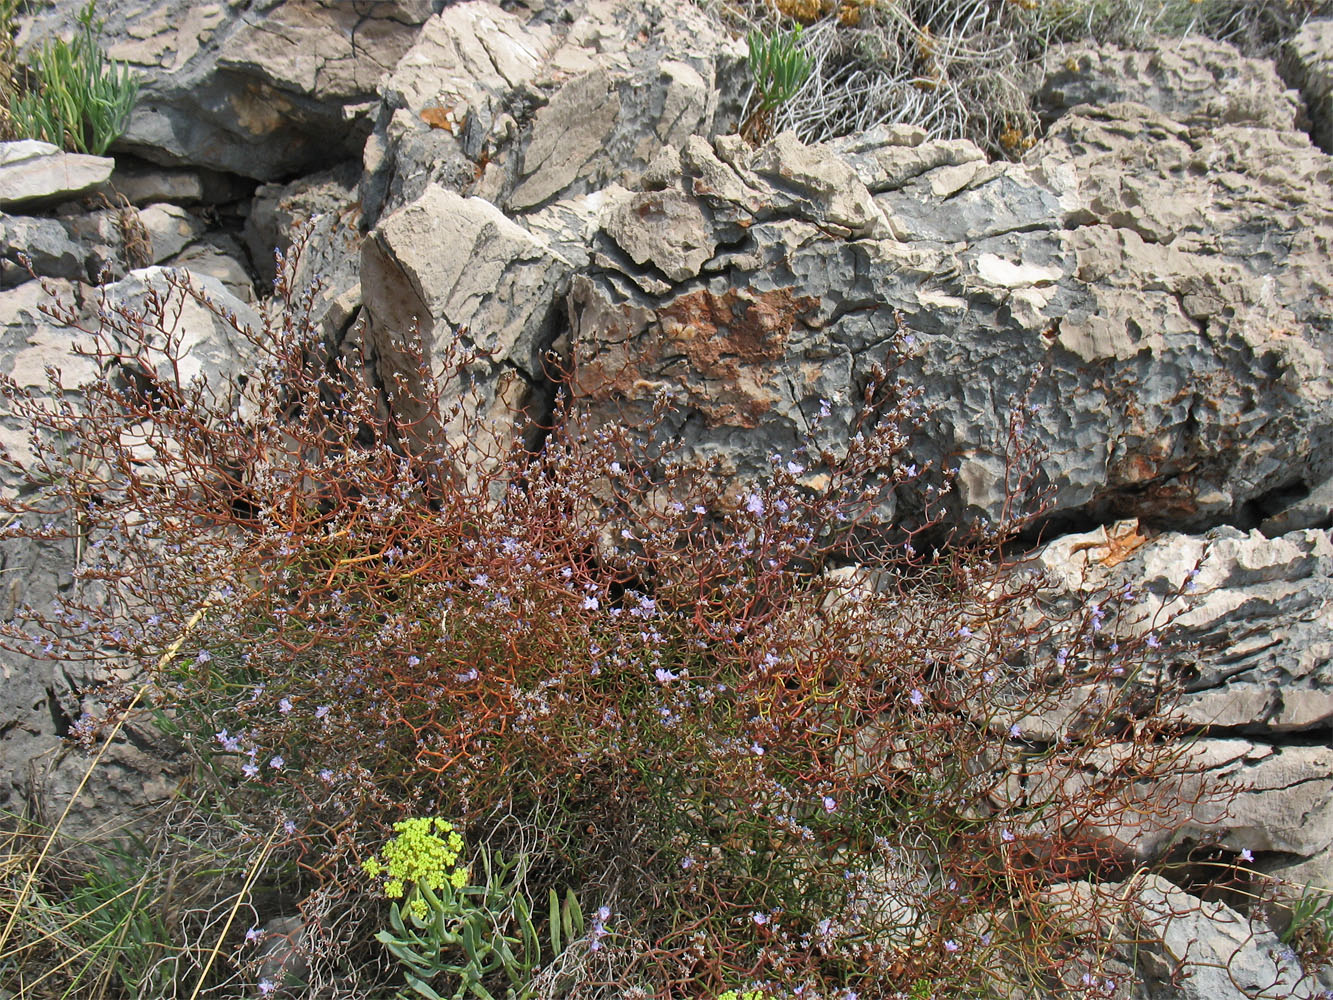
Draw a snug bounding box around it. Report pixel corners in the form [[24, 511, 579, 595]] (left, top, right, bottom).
[[1282, 18, 1333, 153], [360, 0, 744, 226], [17, 0, 436, 180], [360, 183, 574, 461], [1036, 522, 1333, 735], [1039, 37, 1303, 130], [561, 49, 1333, 530], [1124, 873, 1314, 1000], [243, 160, 360, 286], [0, 141, 115, 210], [0, 267, 259, 832], [108, 158, 253, 207]]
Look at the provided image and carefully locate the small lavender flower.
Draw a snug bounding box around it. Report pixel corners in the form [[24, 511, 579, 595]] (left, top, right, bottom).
[[269, 755, 284, 769], [245, 926, 264, 944], [909, 688, 924, 707], [278, 697, 292, 714], [1009, 723, 1023, 739], [943, 939, 959, 953], [1239, 848, 1254, 862], [822, 796, 837, 813], [315, 704, 330, 720]]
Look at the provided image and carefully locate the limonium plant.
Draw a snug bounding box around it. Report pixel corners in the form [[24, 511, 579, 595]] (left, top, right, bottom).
[[0, 236, 1234, 998]]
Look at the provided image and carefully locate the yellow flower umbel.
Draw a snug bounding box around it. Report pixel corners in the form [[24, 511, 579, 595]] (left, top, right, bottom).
[[362, 817, 470, 919]]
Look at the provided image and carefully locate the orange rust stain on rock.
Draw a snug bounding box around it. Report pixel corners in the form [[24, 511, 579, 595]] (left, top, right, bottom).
[[659, 287, 817, 368], [1098, 521, 1149, 568], [653, 287, 818, 428]]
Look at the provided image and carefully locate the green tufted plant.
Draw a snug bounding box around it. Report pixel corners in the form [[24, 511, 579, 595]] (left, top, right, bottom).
[[11, 0, 138, 155], [742, 25, 813, 144]]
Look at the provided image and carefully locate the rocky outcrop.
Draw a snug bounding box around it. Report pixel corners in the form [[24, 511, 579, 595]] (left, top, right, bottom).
[[562, 100, 1333, 529], [360, 0, 745, 226], [3, 7, 1333, 997], [1282, 18, 1333, 153], [0, 141, 115, 210], [17, 0, 437, 180], [1038, 36, 1303, 130]]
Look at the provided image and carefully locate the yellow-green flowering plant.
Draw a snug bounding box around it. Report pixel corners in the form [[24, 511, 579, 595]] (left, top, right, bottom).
[[365, 818, 585, 1000]]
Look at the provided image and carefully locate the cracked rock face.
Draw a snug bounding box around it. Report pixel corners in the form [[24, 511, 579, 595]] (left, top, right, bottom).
[[359, 0, 744, 227], [1282, 18, 1333, 154], [563, 58, 1333, 530], [17, 0, 436, 180]]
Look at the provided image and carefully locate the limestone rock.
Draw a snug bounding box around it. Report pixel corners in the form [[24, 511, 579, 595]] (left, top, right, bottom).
[[109, 159, 253, 206], [99, 267, 263, 390], [0, 141, 114, 211], [567, 102, 1333, 528], [243, 161, 361, 286], [1039, 37, 1302, 130], [137, 203, 205, 263], [1034, 524, 1333, 734], [165, 237, 257, 304], [18, 0, 434, 180], [1282, 18, 1333, 153], [362, 0, 742, 225], [360, 183, 575, 461], [1124, 873, 1316, 1000]]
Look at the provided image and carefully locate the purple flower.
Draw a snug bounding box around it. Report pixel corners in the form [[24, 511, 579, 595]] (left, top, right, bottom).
[[582, 595, 599, 611], [215, 729, 242, 752], [943, 939, 959, 953], [822, 796, 837, 813], [245, 926, 264, 944], [1145, 634, 1160, 649], [283, 819, 297, 835], [750, 742, 765, 756], [315, 704, 330, 720], [1001, 829, 1015, 843], [269, 755, 284, 769], [746, 493, 765, 516], [654, 668, 679, 684], [1239, 848, 1254, 862], [258, 980, 276, 996], [242, 762, 260, 779], [195, 650, 211, 664], [278, 698, 292, 714], [909, 688, 924, 707], [1009, 723, 1023, 739], [752, 911, 770, 926], [407, 655, 421, 667], [318, 769, 334, 783]]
